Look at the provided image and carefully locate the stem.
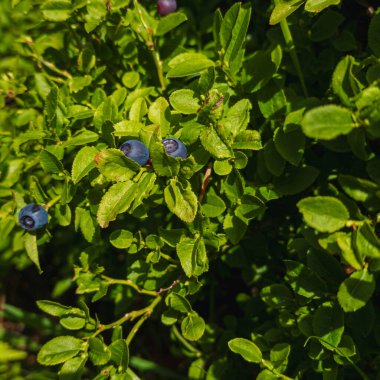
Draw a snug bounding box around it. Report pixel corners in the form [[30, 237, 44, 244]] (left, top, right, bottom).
[[152, 48, 167, 91], [172, 325, 202, 356], [274, 0, 308, 97], [133, 0, 166, 91], [126, 296, 162, 345], [44, 195, 62, 210], [262, 359, 294, 380], [160, 253, 180, 265], [101, 275, 157, 296], [198, 163, 213, 204]]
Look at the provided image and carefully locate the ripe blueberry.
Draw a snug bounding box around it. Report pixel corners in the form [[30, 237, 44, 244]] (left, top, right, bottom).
[[119, 139, 150, 166], [157, 0, 177, 16], [162, 138, 187, 159], [19, 204, 48, 231]]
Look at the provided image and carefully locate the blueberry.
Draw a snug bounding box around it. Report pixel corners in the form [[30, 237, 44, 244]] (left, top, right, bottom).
[[162, 138, 187, 159], [19, 204, 48, 231], [157, 0, 177, 16], [119, 139, 150, 166]]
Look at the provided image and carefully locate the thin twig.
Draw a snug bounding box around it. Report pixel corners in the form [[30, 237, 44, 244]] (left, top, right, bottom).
[[198, 163, 213, 204], [156, 275, 183, 295], [101, 275, 157, 296]]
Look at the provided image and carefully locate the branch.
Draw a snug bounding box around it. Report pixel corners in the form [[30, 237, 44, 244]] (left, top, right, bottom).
[[101, 275, 157, 297], [198, 163, 213, 204]]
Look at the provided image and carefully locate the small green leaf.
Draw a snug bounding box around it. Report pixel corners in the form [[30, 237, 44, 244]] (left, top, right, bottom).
[[88, 337, 111, 366], [305, 0, 341, 12], [181, 313, 206, 341], [270, 0, 305, 25], [201, 128, 232, 159], [156, 12, 187, 36], [110, 339, 129, 371], [40, 150, 64, 174], [37, 336, 83, 366], [109, 229, 134, 249], [97, 181, 138, 228], [284, 260, 327, 298], [167, 53, 214, 78], [176, 236, 209, 277], [37, 300, 71, 317], [95, 149, 140, 182], [312, 301, 344, 347], [297, 196, 349, 233], [232, 130, 262, 150], [202, 194, 226, 218], [169, 89, 200, 115], [166, 293, 192, 314], [59, 356, 86, 380], [228, 338, 262, 363], [24, 233, 42, 274], [338, 269, 376, 312], [260, 284, 293, 308], [71, 146, 98, 184], [301, 105, 354, 140], [164, 179, 198, 223], [41, 0, 72, 21]]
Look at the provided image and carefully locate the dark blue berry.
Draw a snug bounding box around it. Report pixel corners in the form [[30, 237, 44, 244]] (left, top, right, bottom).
[[162, 138, 187, 159], [119, 139, 150, 166], [19, 204, 48, 231], [157, 0, 177, 16]]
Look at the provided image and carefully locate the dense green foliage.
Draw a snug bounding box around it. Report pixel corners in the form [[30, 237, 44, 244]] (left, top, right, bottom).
[[1, 0, 380, 379]]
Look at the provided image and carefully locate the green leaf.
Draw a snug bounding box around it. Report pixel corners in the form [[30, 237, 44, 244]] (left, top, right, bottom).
[[235, 195, 266, 222], [260, 284, 293, 308], [156, 12, 187, 36], [270, 0, 305, 25], [37, 336, 83, 366], [181, 313, 206, 341], [202, 194, 226, 218], [151, 142, 181, 177], [200, 128, 232, 159], [24, 233, 42, 274], [223, 212, 247, 244], [273, 127, 305, 166], [109, 229, 134, 249], [228, 338, 262, 363], [220, 2, 252, 74], [59, 356, 86, 380], [166, 293, 192, 313], [270, 343, 291, 372], [41, 0, 72, 21], [71, 146, 98, 184], [88, 337, 111, 366], [95, 149, 140, 182], [37, 300, 71, 317], [62, 130, 98, 148], [305, 0, 341, 12], [368, 10, 380, 57], [97, 181, 138, 228], [148, 97, 171, 136], [232, 130, 262, 150], [176, 236, 209, 277], [354, 223, 380, 259], [284, 260, 327, 298], [301, 105, 354, 140], [40, 150, 64, 174], [169, 89, 200, 115], [167, 53, 215, 78], [110, 339, 129, 371], [312, 301, 344, 347], [164, 179, 198, 223], [297, 196, 349, 233], [337, 269, 376, 312]]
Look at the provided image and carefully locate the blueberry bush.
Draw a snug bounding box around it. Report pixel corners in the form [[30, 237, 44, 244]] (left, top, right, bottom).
[[1, 0, 380, 379]]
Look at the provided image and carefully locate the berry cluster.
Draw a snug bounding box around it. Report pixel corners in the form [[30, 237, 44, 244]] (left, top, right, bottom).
[[119, 138, 187, 165]]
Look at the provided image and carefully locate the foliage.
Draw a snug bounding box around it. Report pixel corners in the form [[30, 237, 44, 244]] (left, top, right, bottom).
[[1, 0, 380, 379]]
